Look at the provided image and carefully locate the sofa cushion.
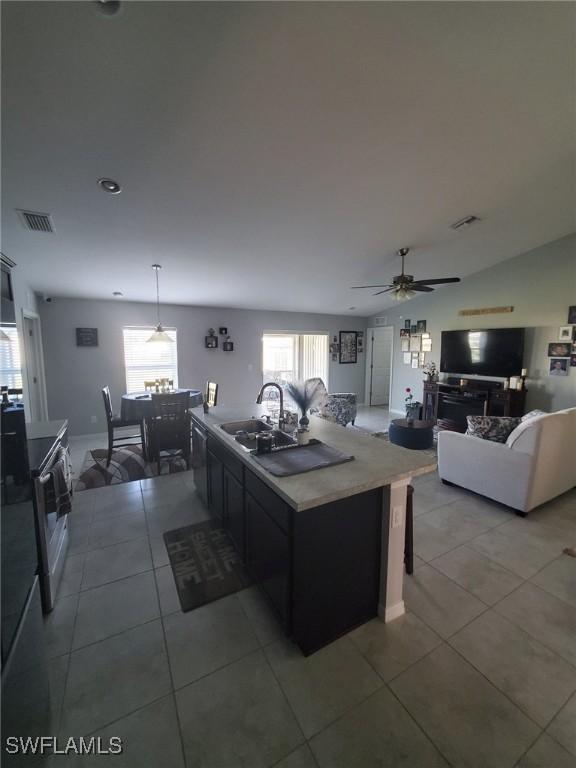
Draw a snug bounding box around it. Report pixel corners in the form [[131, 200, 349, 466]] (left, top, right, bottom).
[[466, 415, 521, 443], [521, 409, 548, 422]]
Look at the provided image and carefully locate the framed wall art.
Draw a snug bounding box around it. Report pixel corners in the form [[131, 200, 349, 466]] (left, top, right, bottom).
[[339, 331, 358, 364], [76, 328, 98, 347]]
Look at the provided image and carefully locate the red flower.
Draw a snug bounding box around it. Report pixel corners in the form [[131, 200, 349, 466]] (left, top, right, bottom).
[[405, 387, 411, 393]]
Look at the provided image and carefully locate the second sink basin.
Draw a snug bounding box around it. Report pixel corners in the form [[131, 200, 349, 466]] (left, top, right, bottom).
[[220, 419, 273, 435], [235, 429, 296, 452]]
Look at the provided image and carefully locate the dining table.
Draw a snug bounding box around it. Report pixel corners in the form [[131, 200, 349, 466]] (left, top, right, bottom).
[[121, 389, 203, 461]]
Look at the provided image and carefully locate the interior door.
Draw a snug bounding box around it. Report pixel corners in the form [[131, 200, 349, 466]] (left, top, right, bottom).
[[369, 327, 393, 406]]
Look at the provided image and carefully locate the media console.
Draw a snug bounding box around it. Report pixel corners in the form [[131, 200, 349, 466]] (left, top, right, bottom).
[[422, 379, 526, 433]]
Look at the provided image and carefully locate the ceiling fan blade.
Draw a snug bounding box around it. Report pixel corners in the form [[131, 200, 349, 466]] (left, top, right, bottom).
[[411, 277, 461, 286], [410, 285, 434, 292], [350, 284, 393, 289], [373, 288, 396, 296]]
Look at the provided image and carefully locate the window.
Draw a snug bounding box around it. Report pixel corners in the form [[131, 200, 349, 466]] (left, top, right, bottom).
[[122, 327, 178, 393], [262, 332, 328, 408], [0, 325, 23, 389]]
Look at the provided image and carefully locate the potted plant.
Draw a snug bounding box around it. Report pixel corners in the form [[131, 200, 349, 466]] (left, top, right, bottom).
[[423, 361, 439, 383], [404, 387, 421, 425]]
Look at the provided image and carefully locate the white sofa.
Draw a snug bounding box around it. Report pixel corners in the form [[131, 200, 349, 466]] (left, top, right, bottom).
[[437, 407, 576, 514]]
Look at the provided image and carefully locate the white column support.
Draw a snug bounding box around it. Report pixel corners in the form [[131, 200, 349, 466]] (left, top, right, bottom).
[[378, 477, 411, 623]]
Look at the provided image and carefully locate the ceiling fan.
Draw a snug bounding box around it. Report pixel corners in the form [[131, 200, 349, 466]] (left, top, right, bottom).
[[351, 247, 460, 300]]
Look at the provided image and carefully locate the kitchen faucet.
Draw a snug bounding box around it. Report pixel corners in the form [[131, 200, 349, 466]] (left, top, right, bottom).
[[256, 383, 285, 430]]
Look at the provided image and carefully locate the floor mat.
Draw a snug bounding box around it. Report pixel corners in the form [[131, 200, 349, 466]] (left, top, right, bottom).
[[164, 520, 253, 612], [75, 445, 189, 491]]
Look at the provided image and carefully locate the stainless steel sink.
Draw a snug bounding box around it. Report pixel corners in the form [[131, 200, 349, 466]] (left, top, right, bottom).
[[220, 419, 273, 435], [234, 429, 297, 453]]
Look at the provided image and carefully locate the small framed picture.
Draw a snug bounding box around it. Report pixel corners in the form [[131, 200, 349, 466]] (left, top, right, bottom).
[[410, 325, 418, 335], [329, 342, 339, 354], [568, 306, 576, 324], [548, 342, 572, 357], [403, 352, 411, 364], [401, 338, 410, 352], [409, 335, 421, 352], [404, 319, 411, 330], [219, 327, 228, 336], [549, 358, 569, 376], [422, 337, 432, 352], [357, 332, 364, 354], [411, 353, 419, 369], [559, 326, 573, 341], [571, 354, 576, 367], [400, 328, 410, 338], [418, 352, 426, 366], [76, 327, 98, 347], [416, 320, 427, 333]]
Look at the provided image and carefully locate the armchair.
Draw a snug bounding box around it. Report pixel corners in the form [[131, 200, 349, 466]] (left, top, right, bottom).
[[306, 378, 358, 427]]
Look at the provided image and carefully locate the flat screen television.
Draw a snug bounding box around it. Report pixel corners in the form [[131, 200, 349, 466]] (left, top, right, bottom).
[[440, 328, 525, 378]]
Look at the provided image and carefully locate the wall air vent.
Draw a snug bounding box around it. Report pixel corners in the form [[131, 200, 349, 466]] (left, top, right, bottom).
[[17, 210, 54, 233]]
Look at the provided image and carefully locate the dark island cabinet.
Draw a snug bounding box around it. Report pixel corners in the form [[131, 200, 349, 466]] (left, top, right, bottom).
[[245, 491, 290, 628], [199, 422, 386, 655], [206, 448, 224, 523], [224, 467, 245, 561]]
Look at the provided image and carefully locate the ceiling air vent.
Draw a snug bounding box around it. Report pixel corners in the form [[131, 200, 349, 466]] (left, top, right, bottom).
[[17, 210, 54, 233], [450, 214, 480, 231]]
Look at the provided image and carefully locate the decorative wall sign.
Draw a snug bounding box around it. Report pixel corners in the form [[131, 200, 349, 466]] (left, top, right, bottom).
[[401, 338, 410, 352], [410, 325, 418, 335], [458, 306, 514, 316], [76, 327, 98, 347], [403, 352, 411, 364], [568, 306, 576, 324], [421, 337, 432, 352], [357, 332, 364, 354], [205, 328, 218, 349], [418, 352, 426, 366], [411, 353, 419, 369], [416, 320, 427, 333], [222, 337, 234, 352], [559, 326, 573, 342], [409, 335, 421, 352], [404, 319, 411, 330], [548, 342, 571, 357], [549, 358, 569, 376], [339, 331, 358, 364]]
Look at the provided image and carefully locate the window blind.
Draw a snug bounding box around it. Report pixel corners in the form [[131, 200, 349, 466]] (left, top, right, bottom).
[[0, 325, 23, 389], [122, 327, 178, 393]]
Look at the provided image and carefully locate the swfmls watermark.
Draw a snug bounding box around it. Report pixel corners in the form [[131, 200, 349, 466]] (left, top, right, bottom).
[[4, 736, 123, 756]]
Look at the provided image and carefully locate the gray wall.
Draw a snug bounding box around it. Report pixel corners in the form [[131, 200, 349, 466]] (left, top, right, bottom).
[[370, 233, 576, 414], [9, 268, 39, 421], [40, 300, 367, 435]]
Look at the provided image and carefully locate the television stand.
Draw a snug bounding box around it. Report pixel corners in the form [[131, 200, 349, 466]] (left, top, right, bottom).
[[423, 380, 526, 433]]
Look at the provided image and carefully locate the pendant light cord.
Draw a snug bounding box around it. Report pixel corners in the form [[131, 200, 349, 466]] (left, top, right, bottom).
[[155, 267, 160, 326]]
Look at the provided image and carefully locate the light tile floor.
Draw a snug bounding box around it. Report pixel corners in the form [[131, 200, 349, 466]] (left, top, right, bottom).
[[44, 455, 576, 767]]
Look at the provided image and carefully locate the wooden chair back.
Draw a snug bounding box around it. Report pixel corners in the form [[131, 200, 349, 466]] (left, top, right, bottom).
[[101, 386, 114, 426], [205, 381, 219, 408]]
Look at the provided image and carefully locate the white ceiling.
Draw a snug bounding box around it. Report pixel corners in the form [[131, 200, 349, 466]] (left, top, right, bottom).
[[2, 1, 575, 316]]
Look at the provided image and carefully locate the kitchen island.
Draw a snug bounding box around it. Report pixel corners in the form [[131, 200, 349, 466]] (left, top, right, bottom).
[[191, 405, 436, 655]]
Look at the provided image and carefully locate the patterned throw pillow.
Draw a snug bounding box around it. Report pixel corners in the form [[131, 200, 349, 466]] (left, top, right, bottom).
[[466, 416, 522, 443]]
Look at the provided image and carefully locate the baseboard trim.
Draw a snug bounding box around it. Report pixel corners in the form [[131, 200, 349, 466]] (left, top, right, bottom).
[[378, 600, 405, 623]]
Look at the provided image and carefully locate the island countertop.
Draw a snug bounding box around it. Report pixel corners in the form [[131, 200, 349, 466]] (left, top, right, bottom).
[[191, 405, 436, 511]]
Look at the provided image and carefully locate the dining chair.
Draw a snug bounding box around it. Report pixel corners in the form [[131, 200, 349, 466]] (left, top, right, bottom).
[[101, 386, 142, 466], [205, 381, 219, 407], [146, 391, 191, 473]]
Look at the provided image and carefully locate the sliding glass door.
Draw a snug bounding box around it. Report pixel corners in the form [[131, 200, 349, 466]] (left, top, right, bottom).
[[262, 333, 329, 410]]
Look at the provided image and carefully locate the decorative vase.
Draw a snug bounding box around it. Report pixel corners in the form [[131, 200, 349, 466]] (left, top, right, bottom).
[[406, 413, 414, 426], [299, 411, 309, 428]]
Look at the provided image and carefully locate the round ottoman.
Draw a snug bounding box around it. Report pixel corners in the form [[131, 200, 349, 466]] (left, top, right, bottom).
[[388, 419, 435, 450]]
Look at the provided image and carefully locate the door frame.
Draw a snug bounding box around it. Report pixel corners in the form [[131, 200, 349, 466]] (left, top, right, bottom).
[[21, 309, 49, 422], [364, 326, 394, 407]]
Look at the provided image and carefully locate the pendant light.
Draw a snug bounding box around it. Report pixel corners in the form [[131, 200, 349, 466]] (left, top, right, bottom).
[[147, 264, 173, 343]]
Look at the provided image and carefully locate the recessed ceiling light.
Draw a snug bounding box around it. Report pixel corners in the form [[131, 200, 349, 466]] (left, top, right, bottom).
[[112, 291, 123, 297], [450, 214, 480, 230], [98, 178, 121, 194]]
